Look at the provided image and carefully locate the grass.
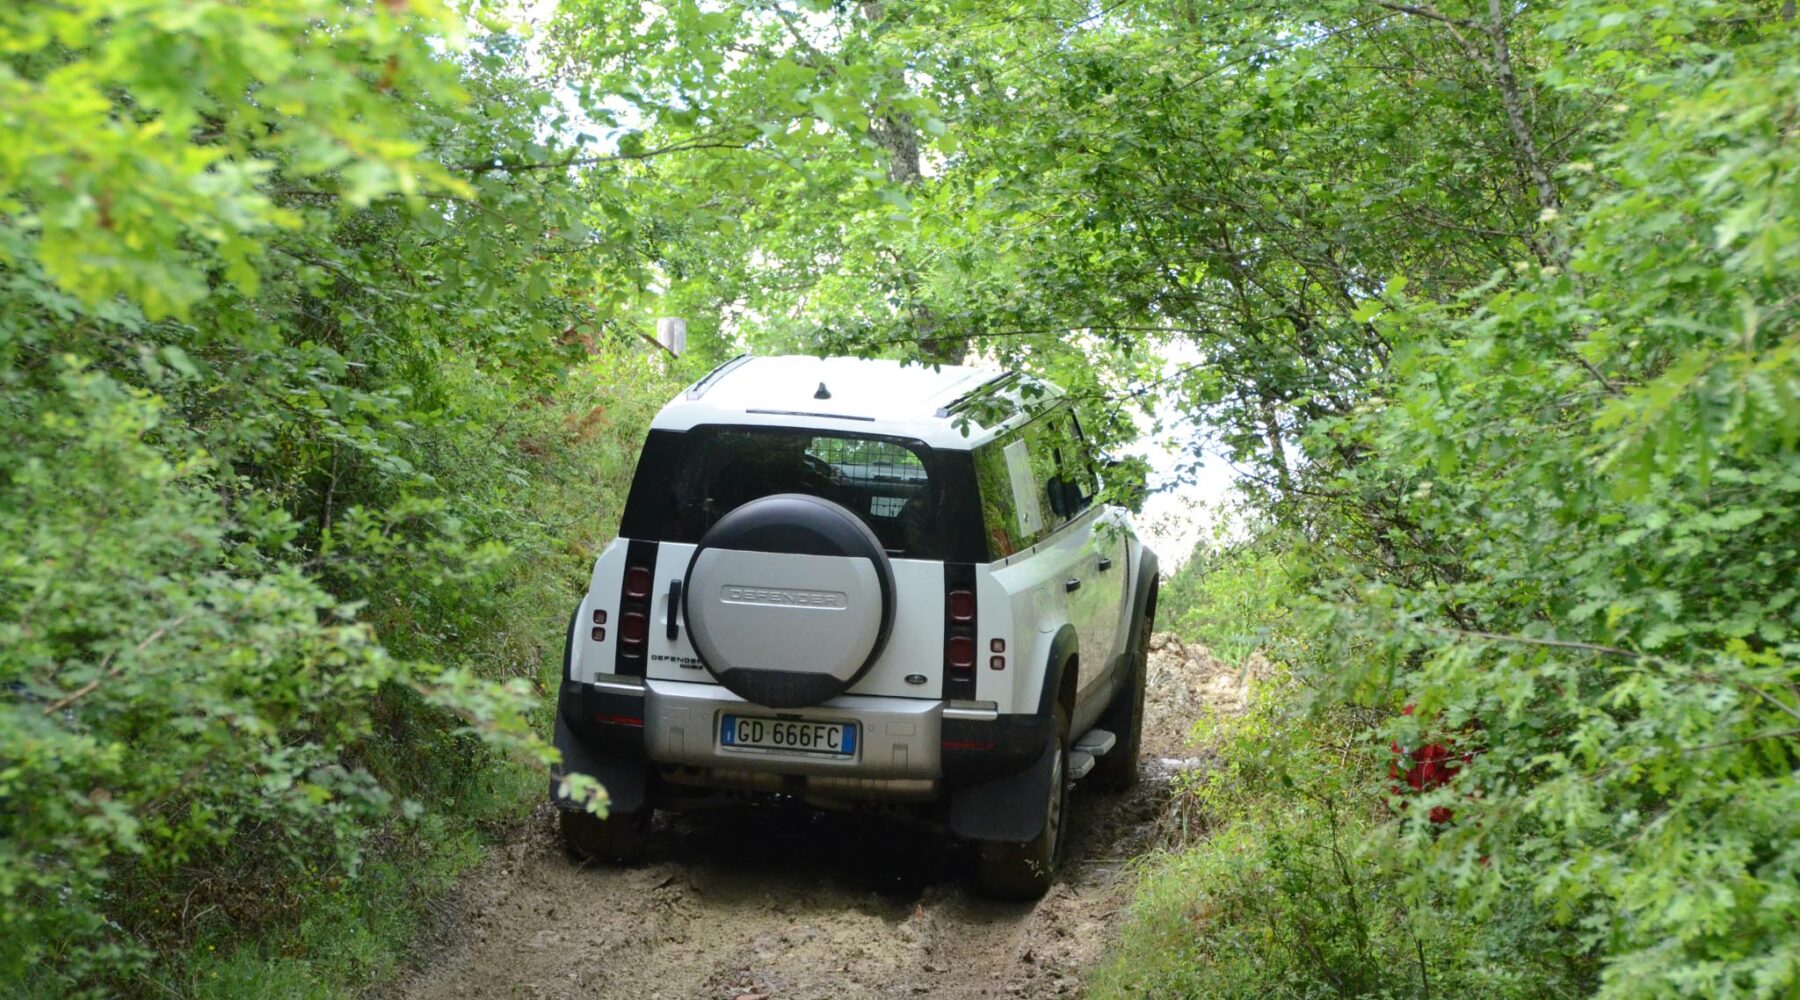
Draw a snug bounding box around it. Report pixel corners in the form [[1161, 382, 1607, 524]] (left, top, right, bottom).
[[171, 829, 485, 999], [1088, 536, 1594, 1000]]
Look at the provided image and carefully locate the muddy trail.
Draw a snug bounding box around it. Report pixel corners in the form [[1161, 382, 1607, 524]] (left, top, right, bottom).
[[396, 635, 1243, 1000]]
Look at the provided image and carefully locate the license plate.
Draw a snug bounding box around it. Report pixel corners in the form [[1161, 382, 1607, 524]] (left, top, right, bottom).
[[719, 714, 858, 758]]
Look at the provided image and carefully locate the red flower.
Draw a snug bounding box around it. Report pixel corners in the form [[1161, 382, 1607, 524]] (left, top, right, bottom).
[[1389, 704, 1475, 825]]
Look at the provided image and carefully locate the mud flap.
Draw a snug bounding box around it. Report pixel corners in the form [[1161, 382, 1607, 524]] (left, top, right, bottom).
[[948, 736, 1056, 843], [551, 712, 648, 814]]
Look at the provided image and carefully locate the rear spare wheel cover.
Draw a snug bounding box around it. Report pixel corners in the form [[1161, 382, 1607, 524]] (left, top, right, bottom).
[[682, 494, 896, 708]]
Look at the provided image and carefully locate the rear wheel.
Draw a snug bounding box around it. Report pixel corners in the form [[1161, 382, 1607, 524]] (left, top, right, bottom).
[[974, 707, 1070, 900], [559, 805, 651, 864]]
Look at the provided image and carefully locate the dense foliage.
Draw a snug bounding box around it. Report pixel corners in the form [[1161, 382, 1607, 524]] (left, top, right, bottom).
[[1, 1, 680, 992], [5, 0, 1795, 995], [1094, 636, 1593, 997], [540, 1, 1798, 995], [1095, 538, 1598, 998]]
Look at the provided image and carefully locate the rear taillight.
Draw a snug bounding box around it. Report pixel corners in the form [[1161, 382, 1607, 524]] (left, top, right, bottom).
[[947, 635, 975, 670], [943, 566, 977, 700], [621, 612, 647, 645], [613, 540, 660, 676], [624, 566, 653, 599], [947, 589, 975, 622]]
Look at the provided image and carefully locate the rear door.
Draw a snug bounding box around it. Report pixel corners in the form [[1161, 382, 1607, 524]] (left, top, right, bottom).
[[1067, 415, 1127, 678], [612, 425, 956, 698], [981, 409, 1122, 728], [1034, 412, 1125, 719]]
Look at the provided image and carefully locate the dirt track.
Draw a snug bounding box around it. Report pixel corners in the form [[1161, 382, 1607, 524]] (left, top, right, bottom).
[[396, 635, 1240, 1000]]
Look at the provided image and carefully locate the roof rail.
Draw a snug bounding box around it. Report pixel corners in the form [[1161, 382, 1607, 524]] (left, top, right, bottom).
[[685, 353, 752, 400], [935, 370, 1022, 418]]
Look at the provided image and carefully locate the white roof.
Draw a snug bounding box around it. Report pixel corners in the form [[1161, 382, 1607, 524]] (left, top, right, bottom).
[[652, 355, 1048, 449]]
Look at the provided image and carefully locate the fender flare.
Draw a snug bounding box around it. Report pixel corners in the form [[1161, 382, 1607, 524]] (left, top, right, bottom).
[[1034, 623, 1081, 716], [553, 598, 649, 813], [562, 599, 582, 682], [1129, 547, 1160, 640]]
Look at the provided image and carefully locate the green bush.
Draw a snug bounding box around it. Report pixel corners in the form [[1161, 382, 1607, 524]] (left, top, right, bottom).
[[0, 0, 685, 991], [1096, 7, 1800, 997], [0, 345, 675, 993], [1093, 664, 1593, 1000], [3, 367, 397, 983], [1157, 524, 1305, 667], [1286, 9, 1800, 996]]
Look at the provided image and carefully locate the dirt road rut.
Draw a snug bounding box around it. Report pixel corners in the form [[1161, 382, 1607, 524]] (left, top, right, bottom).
[[398, 635, 1238, 1000]]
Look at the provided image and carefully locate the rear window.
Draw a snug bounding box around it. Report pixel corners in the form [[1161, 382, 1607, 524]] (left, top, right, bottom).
[[619, 426, 981, 559]]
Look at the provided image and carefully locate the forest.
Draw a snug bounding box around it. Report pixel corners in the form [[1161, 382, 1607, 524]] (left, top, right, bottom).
[[2, 0, 1796, 997]]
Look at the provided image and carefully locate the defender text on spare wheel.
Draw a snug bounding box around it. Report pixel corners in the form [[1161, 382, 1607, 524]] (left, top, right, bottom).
[[550, 355, 1158, 898], [684, 493, 896, 709]]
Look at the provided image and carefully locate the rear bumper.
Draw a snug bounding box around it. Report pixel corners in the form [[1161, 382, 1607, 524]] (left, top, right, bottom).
[[645, 677, 943, 779], [557, 677, 1050, 792]]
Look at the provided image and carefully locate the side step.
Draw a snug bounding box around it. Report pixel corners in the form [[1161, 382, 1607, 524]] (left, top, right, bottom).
[[1070, 751, 1095, 780], [1069, 728, 1117, 781]]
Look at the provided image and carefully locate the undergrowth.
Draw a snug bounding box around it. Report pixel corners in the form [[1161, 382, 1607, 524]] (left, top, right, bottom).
[[1091, 537, 1596, 999], [154, 350, 684, 999]]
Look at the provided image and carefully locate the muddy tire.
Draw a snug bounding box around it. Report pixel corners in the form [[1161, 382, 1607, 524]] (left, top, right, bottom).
[[1090, 603, 1151, 793], [974, 708, 1069, 900], [559, 806, 651, 865]]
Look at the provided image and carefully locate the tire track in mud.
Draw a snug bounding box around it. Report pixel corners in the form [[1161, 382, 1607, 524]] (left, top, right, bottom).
[[396, 635, 1238, 1000]]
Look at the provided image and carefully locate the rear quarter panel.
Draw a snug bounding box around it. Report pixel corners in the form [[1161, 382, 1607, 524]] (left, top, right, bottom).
[[977, 525, 1084, 715]]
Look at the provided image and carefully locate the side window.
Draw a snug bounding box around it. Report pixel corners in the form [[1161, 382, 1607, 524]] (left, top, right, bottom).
[[971, 408, 1096, 560], [972, 436, 1028, 558], [1065, 412, 1103, 505], [1026, 412, 1094, 523], [1042, 413, 1096, 517], [1020, 418, 1069, 523]]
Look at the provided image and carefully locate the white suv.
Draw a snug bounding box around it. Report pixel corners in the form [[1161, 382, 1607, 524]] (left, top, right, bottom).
[[552, 355, 1159, 897]]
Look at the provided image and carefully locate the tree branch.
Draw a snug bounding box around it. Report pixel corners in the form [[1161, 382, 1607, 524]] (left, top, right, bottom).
[[43, 618, 188, 716], [1484, 0, 1561, 219], [452, 133, 755, 175], [1372, 1, 1475, 28]]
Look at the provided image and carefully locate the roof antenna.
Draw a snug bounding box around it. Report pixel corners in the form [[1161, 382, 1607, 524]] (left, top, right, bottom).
[[814, 381, 832, 400]]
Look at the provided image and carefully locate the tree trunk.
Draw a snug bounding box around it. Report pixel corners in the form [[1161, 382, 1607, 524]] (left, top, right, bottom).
[[860, 1, 961, 363], [1261, 393, 1294, 498], [1484, 0, 1559, 221], [870, 112, 922, 186]]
